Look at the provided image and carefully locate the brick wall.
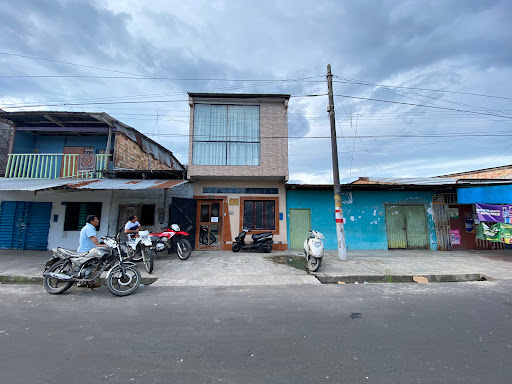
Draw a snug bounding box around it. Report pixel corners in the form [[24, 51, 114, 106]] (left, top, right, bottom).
[[114, 133, 174, 171], [187, 101, 288, 179]]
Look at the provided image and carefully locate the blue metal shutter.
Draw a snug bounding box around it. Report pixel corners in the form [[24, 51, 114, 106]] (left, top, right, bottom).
[[0, 201, 18, 249], [0, 201, 52, 250], [24, 202, 52, 250]]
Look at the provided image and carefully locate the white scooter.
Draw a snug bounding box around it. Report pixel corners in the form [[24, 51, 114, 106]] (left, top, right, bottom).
[[124, 230, 154, 274], [304, 230, 324, 272]]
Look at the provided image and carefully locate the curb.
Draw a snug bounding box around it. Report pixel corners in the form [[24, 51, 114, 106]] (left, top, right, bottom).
[[0, 275, 158, 286], [315, 273, 489, 284]]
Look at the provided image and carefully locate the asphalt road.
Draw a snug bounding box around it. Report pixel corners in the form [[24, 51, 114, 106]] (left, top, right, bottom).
[[0, 280, 511, 384]]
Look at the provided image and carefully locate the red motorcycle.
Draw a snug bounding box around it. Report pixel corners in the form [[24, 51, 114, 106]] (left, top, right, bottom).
[[149, 224, 192, 260]]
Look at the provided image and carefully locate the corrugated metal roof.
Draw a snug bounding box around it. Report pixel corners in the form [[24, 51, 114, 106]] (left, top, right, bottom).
[[352, 177, 460, 185], [0, 178, 71, 191], [66, 179, 188, 190], [188, 92, 291, 99], [0, 178, 188, 191]]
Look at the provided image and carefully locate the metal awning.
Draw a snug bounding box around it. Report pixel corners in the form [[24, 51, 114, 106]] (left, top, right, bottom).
[[66, 179, 188, 190], [0, 178, 188, 191]]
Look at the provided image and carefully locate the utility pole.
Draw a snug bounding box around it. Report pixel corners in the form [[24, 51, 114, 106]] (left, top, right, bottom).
[[327, 64, 347, 260]]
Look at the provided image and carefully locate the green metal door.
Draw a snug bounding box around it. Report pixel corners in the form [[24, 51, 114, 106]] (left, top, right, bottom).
[[385, 205, 428, 249], [289, 209, 311, 249]]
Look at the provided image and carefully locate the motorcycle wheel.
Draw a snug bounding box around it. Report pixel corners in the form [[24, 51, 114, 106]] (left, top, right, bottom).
[[43, 261, 74, 294], [232, 243, 240, 252], [176, 239, 192, 260], [141, 246, 154, 274], [307, 256, 322, 272], [263, 241, 273, 253], [106, 265, 141, 296], [201, 232, 216, 245]]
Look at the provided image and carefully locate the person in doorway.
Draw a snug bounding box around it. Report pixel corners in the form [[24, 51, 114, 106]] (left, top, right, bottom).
[[124, 214, 141, 239], [77, 215, 106, 288]]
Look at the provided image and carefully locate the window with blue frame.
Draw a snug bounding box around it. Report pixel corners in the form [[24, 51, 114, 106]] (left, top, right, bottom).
[[192, 104, 260, 166]]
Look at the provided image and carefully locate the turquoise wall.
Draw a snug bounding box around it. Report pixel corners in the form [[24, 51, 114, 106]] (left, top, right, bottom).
[[458, 185, 512, 204], [286, 189, 437, 250]]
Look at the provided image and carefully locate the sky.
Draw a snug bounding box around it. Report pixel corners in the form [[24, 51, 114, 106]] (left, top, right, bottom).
[[1, 0, 511, 184]]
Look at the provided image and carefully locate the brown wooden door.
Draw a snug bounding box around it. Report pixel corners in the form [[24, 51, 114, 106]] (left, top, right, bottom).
[[196, 200, 222, 250], [60, 146, 84, 177]]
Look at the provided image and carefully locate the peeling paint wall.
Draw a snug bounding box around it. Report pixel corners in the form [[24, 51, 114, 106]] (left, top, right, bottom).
[[287, 190, 437, 250]]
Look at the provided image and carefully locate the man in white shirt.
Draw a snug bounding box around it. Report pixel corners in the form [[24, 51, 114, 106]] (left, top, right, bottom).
[[124, 214, 141, 239]]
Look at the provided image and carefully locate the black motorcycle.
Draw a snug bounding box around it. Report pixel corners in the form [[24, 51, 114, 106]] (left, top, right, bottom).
[[232, 227, 273, 253], [42, 229, 141, 297]]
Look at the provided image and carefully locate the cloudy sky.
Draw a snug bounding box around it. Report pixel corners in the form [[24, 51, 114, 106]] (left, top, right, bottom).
[[1, 0, 511, 183]]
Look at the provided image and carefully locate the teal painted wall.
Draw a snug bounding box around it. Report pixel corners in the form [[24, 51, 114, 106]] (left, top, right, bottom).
[[286, 189, 437, 250], [458, 185, 512, 204]]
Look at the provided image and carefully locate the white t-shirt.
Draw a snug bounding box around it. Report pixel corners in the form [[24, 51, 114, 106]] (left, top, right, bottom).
[[125, 220, 141, 232]]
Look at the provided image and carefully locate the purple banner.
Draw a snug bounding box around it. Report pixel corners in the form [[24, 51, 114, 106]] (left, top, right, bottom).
[[476, 203, 512, 223]]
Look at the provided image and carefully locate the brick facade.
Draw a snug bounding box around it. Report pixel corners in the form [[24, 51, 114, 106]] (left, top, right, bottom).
[[187, 100, 289, 179], [114, 133, 174, 171], [439, 165, 512, 179]]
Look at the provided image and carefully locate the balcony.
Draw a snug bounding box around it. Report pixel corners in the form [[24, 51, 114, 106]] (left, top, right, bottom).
[[5, 153, 111, 179]]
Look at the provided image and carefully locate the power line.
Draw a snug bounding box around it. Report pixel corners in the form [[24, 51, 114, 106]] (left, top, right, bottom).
[[333, 76, 512, 101], [333, 93, 512, 120]]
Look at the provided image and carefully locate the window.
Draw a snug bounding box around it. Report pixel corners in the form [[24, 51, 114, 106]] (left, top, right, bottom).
[[64, 202, 102, 231], [192, 104, 260, 166], [243, 200, 275, 230], [140, 204, 155, 226]]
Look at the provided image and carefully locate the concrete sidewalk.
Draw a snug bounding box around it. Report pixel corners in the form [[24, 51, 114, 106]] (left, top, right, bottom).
[[0, 248, 511, 287]]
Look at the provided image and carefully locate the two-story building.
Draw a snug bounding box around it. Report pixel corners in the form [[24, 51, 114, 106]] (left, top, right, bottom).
[[186, 93, 290, 251], [0, 111, 190, 250]]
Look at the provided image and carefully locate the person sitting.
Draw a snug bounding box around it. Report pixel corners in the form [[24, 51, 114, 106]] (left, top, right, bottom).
[[77, 215, 106, 288], [124, 214, 141, 240]]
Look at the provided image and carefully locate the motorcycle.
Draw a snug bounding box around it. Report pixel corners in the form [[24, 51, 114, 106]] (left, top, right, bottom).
[[232, 227, 273, 253], [199, 225, 217, 245], [124, 230, 154, 274], [304, 230, 324, 272], [42, 229, 141, 297], [149, 224, 192, 260]]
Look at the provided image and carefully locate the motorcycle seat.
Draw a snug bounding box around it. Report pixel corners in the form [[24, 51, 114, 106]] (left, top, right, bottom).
[[55, 247, 90, 258], [251, 232, 272, 241]]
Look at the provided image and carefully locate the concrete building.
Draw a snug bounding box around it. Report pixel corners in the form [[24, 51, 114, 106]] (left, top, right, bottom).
[[0, 111, 189, 250], [186, 93, 290, 251]]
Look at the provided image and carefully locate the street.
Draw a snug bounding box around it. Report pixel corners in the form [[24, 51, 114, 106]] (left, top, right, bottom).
[[1, 280, 511, 384]]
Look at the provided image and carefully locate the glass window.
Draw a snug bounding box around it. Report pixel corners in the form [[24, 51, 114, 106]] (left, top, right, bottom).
[[243, 200, 275, 230], [193, 104, 260, 166], [64, 202, 102, 231]]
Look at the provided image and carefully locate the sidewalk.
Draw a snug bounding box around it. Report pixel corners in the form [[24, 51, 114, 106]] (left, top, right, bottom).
[[0, 248, 511, 287]]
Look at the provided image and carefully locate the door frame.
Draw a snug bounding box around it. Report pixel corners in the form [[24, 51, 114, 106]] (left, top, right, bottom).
[[195, 198, 225, 250]]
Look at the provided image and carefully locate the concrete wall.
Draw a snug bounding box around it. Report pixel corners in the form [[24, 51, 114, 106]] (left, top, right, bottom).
[[0, 120, 14, 176], [108, 183, 194, 233], [0, 190, 112, 250], [458, 185, 512, 204], [193, 180, 287, 247], [187, 102, 289, 179], [114, 133, 174, 171], [286, 189, 437, 250]]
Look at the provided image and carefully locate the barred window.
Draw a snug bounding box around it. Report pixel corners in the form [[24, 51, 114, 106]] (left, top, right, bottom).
[[243, 200, 275, 230]]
